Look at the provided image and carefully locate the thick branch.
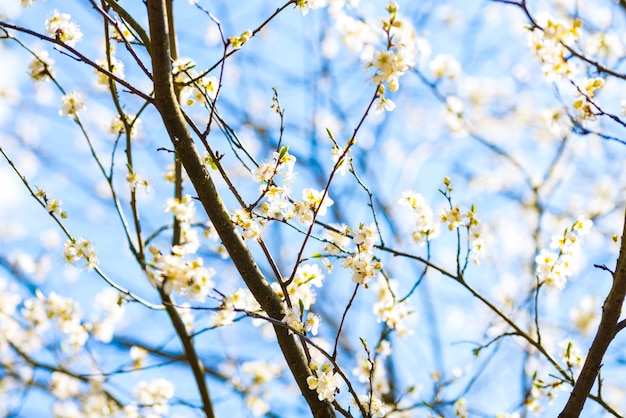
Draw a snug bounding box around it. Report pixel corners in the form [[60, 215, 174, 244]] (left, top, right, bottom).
[[144, 1, 334, 416], [159, 290, 215, 418], [145, 2, 214, 417], [559, 208, 626, 417]]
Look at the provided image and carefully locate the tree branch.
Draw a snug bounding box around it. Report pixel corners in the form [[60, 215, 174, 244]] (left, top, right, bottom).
[[144, 1, 334, 416], [559, 207, 626, 417]]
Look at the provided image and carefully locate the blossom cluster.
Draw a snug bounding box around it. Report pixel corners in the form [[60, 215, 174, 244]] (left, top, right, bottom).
[[397, 191, 439, 245], [171, 58, 218, 106], [59, 91, 86, 118], [229, 30, 252, 50], [51, 389, 118, 417], [90, 288, 125, 343], [282, 305, 321, 336], [307, 360, 341, 402], [528, 14, 582, 80], [367, 2, 424, 112], [322, 223, 352, 258], [63, 238, 98, 270], [28, 51, 55, 81], [340, 223, 382, 286], [429, 53, 462, 81], [35, 187, 68, 219], [22, 290, 89, 352], [95, 56, 125, 88], [165, 195, 200, 255], [148, 246, 216, 302], [330, 142, 352, 176], [233, 360, 282, 416], [356, 395, 388, 418], [273, 264, 326, 336], [295, 0, 324, 16], [165, 195, 196, 223], [441, 203, 485, 264], [44, 10, 83, 47], [110, 113, 141, 139], [535, 216, 593, 290], [131, 378, 175, 417], [211, 288, 259, 327], [243, 147, 335, 235], [231, 208, 262, 241], [125, 168, 149, 192], [353, 350, 391, 396], [321, 1, 429, 113], [273, 263, 325, 311], [252, 147, 297, 218], [295, 188, 334, 226], [559, 338, 584, 371], [398, 179, 486, 265], [572, 77, 604, 121], [372, 275, 413, 337]]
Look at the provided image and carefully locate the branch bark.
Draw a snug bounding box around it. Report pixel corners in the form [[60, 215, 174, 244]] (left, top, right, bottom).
[[144, 1, 334, 416], [559, 208, 626, 417]]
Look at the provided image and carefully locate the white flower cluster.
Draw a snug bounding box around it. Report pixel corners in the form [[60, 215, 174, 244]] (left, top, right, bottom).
[[164, 195, 195, 223], [149, 246, 216, 302], [211, 288, 259, 327], [275, 262, 326, 335], [322, 224, 352, 257], [282, 304, 322, 336], [332, 6, 380, 60], [95, 56, 125, 88], [399, 179, 486, 264], [236, 360, 282, 416], [90, 288, 125, 343], [572, 77, 604, 121], [559, 338, 584, 371], [535, 216, 593, 290], [273, 263, 325, 311], [126, 169, 149, 193], [528, 14, 582, 80], [253, 147, 297, 218], [397, 191, 439, 245], [324, 2, 429, 113], [307, 360, 341, 402], [131, 378, 175, 417], [22, 291, 89, 352], [340, 223, 382, 286], [356, 395, 388, 418], [352, 352, 391, 396], [231, 208, 262, 241], [171, 58, 218, 106], [294, 188, 334, 226], [525, 368, 567, 414], [28, 51, 54, 82], [441, 204, 485, 263], [63, 238, 98, 270], [372, 275, 413, 337], [295, 0, 325, 16], [429, 53, 462, 80], [369, 2, 426, 112], [59, 91, 86, 118], [331, 143, 352, 176], [165, 196, 200, 255], [246, 148, 334, 233], [443, 95, 467, 136], [45, 10, 83, 47], [110, 113, 141, 138], [50, 372, 81, 400]]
